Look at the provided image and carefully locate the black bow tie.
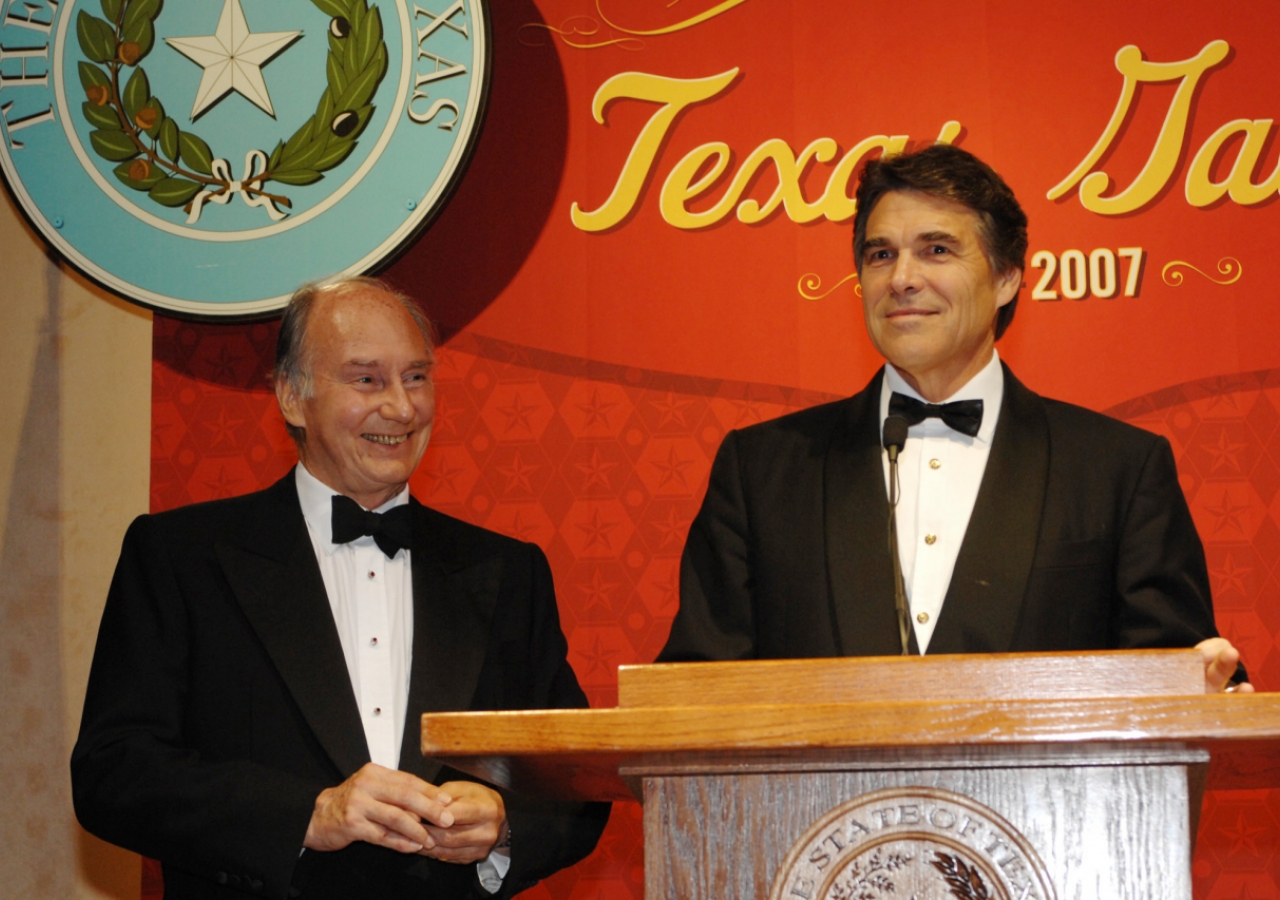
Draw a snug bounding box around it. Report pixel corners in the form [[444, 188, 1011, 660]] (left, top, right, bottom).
[[888, 392, 984, 438], [331, 495, 412, 559]]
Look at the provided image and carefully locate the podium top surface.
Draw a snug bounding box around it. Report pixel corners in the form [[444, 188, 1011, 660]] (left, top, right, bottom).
[[615, 648, 1205, 706], [421, 651, 1280, 801]]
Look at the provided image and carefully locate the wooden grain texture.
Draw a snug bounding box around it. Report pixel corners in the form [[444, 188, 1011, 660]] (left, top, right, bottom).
[[617, 649, 1204, 707], [644, 765, 1195, 900], [434, 742, 1211, 803], [424, 694, 1280, 755], [421, 693, 1280, 800]]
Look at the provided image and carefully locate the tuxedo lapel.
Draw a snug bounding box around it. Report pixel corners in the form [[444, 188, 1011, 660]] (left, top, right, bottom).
[[398, 501, 503, 782], [826, 371, 904, 657], [928, 366, 1050, 653], [214, 475, 370, 778]]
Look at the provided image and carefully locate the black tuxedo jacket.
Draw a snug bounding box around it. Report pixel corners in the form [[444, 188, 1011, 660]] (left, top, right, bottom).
[[660, 365, 1222, 661], [72, 473, 608, 900]]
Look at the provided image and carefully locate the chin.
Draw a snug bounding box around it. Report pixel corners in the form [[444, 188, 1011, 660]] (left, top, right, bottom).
[[884, 351, 939, 372], [352, 460, 410, 486]]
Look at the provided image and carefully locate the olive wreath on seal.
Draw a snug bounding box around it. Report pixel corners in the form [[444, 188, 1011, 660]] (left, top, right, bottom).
[[930, 852, 992, 900], [75, 0, 388, 222]]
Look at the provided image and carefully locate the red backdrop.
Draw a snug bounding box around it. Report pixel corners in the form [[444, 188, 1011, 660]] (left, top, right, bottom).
[[147, 1, 1280, 896]]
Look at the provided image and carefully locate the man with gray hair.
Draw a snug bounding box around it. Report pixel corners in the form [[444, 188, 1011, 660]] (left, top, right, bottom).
[[73, 277, 608, 899]]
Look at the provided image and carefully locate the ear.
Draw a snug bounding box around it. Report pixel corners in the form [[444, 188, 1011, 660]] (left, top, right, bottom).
[[994, 267, 1022, 308], [275, 378, 307, 431]]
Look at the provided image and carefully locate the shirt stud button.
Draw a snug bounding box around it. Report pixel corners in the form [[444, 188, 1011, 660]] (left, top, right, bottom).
[[368, 571, 376, 579], [917, 612, 930, 624], [929, 458, 941, 469], [373, 707, 382, 715], [924, 534, 937, 545], [370, 637, 378, 647]]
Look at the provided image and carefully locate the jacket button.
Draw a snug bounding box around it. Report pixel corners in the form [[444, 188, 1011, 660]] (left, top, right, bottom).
[[249, 878, 264, 892], [216, 872, 228, 885]]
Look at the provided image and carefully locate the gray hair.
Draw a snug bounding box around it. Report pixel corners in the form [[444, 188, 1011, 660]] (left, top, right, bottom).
[[275, 275, 436, 444]]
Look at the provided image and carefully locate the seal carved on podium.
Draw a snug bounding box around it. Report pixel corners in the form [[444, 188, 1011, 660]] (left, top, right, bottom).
[[768, 787, 1057, 900]]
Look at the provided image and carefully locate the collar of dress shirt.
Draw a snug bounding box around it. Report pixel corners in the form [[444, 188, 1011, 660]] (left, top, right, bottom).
[[294, 464, 411, 556], [879, 349, 1004, 446]]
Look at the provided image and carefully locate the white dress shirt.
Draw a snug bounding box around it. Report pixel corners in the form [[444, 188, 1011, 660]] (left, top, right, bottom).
[[879, 352, 1004, 654], [295, 465, 509, 890], [296, 464, 414, 768]]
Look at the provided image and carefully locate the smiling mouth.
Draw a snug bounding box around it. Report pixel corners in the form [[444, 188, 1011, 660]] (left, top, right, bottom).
[[363, 434, 410, 445], [887, 307, 935, 316]]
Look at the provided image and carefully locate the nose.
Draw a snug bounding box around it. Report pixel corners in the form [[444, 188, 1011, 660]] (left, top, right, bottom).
[[380, 379, 416, 423], [889, 252, 922, 296]]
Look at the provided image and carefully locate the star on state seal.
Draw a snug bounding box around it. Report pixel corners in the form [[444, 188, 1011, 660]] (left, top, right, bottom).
[[0, 0, 490, 316]]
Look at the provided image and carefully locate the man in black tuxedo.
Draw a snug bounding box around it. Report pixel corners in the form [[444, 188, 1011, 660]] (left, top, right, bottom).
[[73, 278, 608, 899], [660, 144, 1250, 692]]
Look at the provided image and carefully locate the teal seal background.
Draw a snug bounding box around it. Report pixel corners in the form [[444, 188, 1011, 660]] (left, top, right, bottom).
[[0, 0, 490, 317]]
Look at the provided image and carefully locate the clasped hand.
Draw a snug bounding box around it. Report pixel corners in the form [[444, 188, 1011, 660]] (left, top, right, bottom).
[[304, 763, 508, 864]]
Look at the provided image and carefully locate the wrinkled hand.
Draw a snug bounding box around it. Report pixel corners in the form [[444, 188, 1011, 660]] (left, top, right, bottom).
[[1196, 637, 1255, 694], [420, 780, 507, 865], [304, 763, 455, 854]]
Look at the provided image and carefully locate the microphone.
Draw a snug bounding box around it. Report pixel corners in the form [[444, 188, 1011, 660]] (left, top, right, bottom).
[[882, 415, 911, 656], [882, 415, 908, 461]]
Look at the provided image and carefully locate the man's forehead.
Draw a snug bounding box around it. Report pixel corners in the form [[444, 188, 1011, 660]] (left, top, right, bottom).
[[339, 354, 433, 368], [865, 190, 983, 237], [312, 288, 423, 335], [314, 284, 401, 319]]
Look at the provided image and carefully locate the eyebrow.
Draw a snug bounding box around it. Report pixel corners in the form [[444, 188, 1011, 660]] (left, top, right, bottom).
[[342, 358, 434, 369], [918, 230, 961, 244]]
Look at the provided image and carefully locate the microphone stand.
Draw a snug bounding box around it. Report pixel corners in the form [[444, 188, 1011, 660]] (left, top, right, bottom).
[[882, 415, 911, 656]]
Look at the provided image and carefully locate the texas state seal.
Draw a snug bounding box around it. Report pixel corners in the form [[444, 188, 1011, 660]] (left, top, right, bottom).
[[770, 788, 1058, 900], [0, 0, 489, 316]]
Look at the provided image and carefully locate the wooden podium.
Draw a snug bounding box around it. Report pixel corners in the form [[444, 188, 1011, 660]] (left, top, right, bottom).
[[422, 650, 1280, 900]]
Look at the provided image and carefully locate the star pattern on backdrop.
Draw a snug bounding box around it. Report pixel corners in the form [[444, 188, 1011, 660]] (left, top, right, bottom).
[[505, 510, 541, 543], [432, 394, 463, 437], [1218, 811, 1270, 856], [166, 0, 301, 118], [424, 456, 467, 497], [575, 448, 619, 491], [202, 407, 245, 449], [650, 445, 694, 489], [200, 463, 249, 499], [497, 451, 540, 493], [577, 632, 618, 679], [1205, 491, 1252, 535], [1206, 429, 1250, 473], [497, 392, 540, 434], [577, 507, 619, 552], [648, 507, 690, 549], [576, 389, 619, 431], [578, 568, 620, 611], [650, 391, 695, 428], [1212, 553, 1254, 598], [200, 343, 247, 381]]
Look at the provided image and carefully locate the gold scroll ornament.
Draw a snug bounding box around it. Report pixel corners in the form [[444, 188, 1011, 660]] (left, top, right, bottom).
[[1161, 257, 1243, 287]]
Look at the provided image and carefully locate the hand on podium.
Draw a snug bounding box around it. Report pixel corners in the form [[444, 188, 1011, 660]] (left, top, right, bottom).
[[1197, 637, 1254, 693]]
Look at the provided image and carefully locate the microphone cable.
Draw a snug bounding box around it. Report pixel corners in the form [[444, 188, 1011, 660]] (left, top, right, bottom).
[[882, 415, 911, 656]]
